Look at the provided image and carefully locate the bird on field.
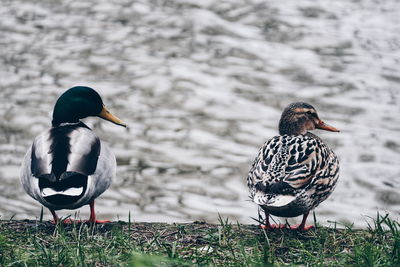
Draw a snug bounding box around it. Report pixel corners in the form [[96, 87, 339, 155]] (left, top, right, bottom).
[[21, 86, 126, 223], [247, 102, 340, 230]]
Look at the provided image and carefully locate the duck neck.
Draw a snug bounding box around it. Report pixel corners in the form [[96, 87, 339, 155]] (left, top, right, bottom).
[[52, 102, 80, 126], [278, 118, 307, 135]]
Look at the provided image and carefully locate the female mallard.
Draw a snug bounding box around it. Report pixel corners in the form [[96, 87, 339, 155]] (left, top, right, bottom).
[[20, 86, 126, 223], [247, 102, 340, 230]]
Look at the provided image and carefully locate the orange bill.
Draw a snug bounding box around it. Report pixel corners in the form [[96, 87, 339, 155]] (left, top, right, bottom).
[[316, 120, 340, 132], [98, 106, 127, 127]]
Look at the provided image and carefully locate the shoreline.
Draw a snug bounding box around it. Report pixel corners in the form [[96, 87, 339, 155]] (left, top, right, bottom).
[[1, 216, 398, 266]]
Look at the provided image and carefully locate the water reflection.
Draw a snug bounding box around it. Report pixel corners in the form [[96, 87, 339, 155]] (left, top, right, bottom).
[[0, 0, 399, 227]]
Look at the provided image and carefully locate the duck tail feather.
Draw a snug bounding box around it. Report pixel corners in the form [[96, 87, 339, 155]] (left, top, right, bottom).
[[254, 191, 296, 207]]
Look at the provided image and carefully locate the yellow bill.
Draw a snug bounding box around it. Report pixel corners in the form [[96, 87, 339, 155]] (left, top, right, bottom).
[[98, 106, 127, 127]]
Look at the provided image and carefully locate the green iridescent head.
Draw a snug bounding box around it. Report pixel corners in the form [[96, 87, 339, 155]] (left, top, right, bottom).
[[52, 86, 126, 127]]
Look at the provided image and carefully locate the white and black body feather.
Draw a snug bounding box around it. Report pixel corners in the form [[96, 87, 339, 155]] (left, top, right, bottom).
[[247, 133, 339, 217], [247, 102, 340, 231], [20, 86, 126, 223], [21, 122, 115, 211]]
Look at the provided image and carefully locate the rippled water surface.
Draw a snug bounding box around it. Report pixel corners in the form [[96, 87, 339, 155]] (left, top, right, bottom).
[[1, 0, 400, 227]]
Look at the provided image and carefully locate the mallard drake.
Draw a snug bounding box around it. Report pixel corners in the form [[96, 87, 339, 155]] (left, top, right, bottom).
[[247, 102, 340, 230], [20, 86, 126, 223]]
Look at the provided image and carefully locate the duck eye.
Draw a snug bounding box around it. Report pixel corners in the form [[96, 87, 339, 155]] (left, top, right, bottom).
[[306, 110, 317, 117]]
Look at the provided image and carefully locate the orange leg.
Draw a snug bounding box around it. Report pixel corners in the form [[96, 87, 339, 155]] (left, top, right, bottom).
[[87, 200, 110, 224], [49, 200, 110, 225], [50, 209, 59, 224], [49, 209, 75, 224], [260, 211, 285, 230], [289, 212, 314, 231]]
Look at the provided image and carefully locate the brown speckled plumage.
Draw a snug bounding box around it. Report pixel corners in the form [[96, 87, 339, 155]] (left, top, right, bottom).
[[247, 102, 340, 230]]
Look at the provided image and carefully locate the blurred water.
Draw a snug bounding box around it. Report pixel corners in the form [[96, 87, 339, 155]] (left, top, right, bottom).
[[0, 0, 399, 227]]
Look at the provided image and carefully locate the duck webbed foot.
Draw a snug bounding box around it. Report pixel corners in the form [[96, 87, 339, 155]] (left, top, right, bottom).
[[49, 209, 79, 224], [260, 211, 314, 231], [49, 201, 111, 225], [259, 211, 286, 230], [260, 223, 286, 230], [289, 212, 314, 231], [86, 200, 111, 224]]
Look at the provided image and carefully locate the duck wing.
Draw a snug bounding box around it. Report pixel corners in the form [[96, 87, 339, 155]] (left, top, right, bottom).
[[247, 135, 321, 205], [31, 122, 100, 181], [22, 122, 103, 209]]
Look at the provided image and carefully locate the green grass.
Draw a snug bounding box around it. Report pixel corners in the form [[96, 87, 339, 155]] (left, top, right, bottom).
[[0, 214, 399, 266]]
